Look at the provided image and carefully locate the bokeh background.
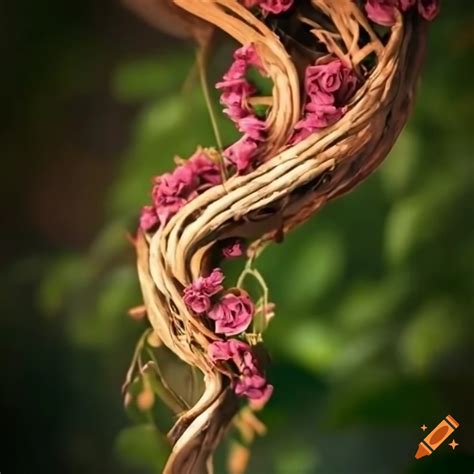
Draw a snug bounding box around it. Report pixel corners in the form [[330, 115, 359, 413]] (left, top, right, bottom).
[[1, 1, 473, 473]]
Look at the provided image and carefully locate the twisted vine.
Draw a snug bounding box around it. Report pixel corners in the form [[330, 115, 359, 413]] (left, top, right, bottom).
[[123, 1, 438, 472]]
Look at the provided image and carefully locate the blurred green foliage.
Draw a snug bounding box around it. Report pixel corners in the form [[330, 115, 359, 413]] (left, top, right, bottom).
[[3, 2, 474, 473]]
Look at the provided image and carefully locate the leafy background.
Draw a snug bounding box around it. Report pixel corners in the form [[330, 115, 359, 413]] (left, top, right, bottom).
[[1, 1, 473, 473]]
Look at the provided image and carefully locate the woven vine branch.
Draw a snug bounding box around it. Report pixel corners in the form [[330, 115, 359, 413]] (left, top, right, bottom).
[[123, 1, 438, 472]]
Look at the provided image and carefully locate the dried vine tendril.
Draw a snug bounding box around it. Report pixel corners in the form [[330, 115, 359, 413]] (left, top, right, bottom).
[[122, 0, 439, 472]]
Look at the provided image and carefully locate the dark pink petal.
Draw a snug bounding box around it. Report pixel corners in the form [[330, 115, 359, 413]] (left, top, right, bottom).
[[241, 0, 261, 8], [224, 134, 259, 174], [208, 339, 251, 362], [183, 289, 211, 314], [188, 151, 222, 187], [259, 0, 294, 14], [237, 115, 267, 141], [154, 194, 187, 225], [417, 0, 439, 20], [233, 44, 263, 71], [208, 291, 254, 336], [183, 268, 224, 314], [365, 0, 399, 26], [202, 268, 225, 296], [222, 239, 244, 258], [139, 206, 159, 231], [399, 0, 416, 11]]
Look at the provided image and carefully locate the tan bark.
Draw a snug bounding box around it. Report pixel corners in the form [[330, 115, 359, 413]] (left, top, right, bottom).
[[128, 1, 429, 472]]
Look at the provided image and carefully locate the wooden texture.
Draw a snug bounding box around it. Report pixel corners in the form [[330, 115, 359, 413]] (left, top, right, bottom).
[[129, 1, 429, 472]]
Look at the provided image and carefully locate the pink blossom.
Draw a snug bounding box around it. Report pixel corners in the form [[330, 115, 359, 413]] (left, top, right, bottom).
[[291, 58, 356, 144], [241, 0, 293, 14], [233, 44, 263, 71], [183, 268, 224, 314], [139, 205, 159, 231], [306, 60, 357, 105], [208, 338, 249, 363], [154, 166, 197, 198], [241, 0, 261, 8], [235, 372, 274, 404], [417, 0, 439, 20], [222, 239, 244, 258], [260, 0, 293, 14], [217, 78, 255, 124], [304, 102, 345, 128], [188, 151, 222, 188], [365, 0, 399, 26], [208, 290, 254, 336], [183, 288, 212, 314], [201, 268, 225, 295], [224, 134, 259, 173], [208, 339, 273, 404], [399, 0, 416, 10], [237, 115, 267, 140], [153, 194, 187, 226], [292, 104, 345, 142], [306, 61, 341, 94], [151, 165, 198, 225]]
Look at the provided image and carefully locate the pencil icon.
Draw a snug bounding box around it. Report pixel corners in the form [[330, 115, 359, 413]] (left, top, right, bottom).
[[415, 414, 459, 459]]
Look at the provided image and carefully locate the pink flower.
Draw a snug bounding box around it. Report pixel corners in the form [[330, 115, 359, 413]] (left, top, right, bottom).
[[208, 290, 254, 336], [417, 0, 439, 20], [188, 151, 222, 188], [306, 60, 357, 105], [237, 115, 267, 140], [153, 194, 187, 226], [233, 44, 263, 71], [242, 0, 261, 8], [399, 0, 416, 10], [235, 371, 274, 405], [208, 338, 249, 363], [304, 102, 345, 128], [183, 268, 224, 314], [241, 0, 293, 14], [183, 288, 212, 314], [208, 339, 273, 405], [365, 0, 399, 26], [139, 205, 159, 231], [154, 166, 196, 198], [259, 0, 293, 14], [151, 165, 198, 225], [222, 239, 244, 258], [224, 134, 259, 173], [291, 58, 356, 144], [201, 268, 225, 295]]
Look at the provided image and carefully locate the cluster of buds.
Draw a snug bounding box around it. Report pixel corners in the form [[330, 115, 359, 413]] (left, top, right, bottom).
[[139, 148, 221, 231], [216, 44, 269, 173], [292, 59, 358, 143]]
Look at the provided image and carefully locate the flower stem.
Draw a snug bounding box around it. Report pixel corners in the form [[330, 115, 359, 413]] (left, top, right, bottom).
[[196, 47, 228, 183]]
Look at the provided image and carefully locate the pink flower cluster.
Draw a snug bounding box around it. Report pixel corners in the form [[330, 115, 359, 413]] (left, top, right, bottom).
[[139, 149, 221, 231], [292, 59, 357, 143], [365, 0, 439, 26], [209, 290, 254, 336], [241, 0, 293, 14], [221, 238, 244, 258], [209, 339, 273, 406], [183, 268, 224, 314], [183, 269, 253, 336], [216, 45, 268, 174]]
